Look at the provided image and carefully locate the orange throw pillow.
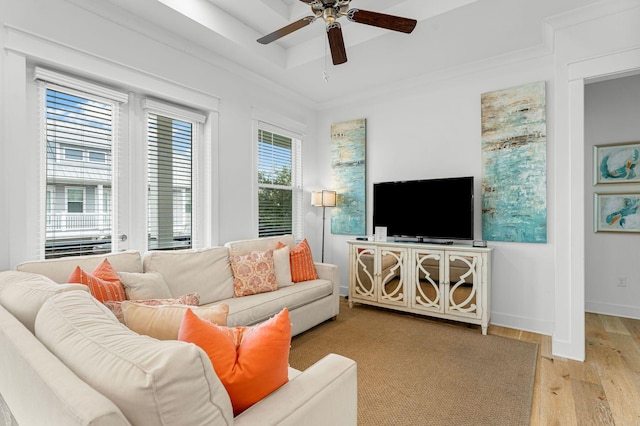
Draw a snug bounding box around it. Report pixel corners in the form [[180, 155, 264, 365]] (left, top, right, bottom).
[[68, 259, 126, 303], [178, 308, 291, 415], [289, 239, 318, 282]]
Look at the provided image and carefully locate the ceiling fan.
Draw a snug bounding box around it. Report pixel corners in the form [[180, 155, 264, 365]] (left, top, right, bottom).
[[257, 0, 417, 65]]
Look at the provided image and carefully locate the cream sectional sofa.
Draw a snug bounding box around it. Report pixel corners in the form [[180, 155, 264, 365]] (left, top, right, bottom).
[[0, 234, 357, 426]]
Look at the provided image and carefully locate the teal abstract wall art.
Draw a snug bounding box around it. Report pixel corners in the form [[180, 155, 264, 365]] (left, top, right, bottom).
[[481, 81, 547, 243], [594, 193, 640, 233], [594, 142, 640, 184], [330, 118, 366, 235]]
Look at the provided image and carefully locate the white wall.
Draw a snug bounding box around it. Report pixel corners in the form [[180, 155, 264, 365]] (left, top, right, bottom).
[[0, 0, 319, 270], [585, 73, 640, 319], [312, 1, 640, 349], [314, 54, 557, 335]]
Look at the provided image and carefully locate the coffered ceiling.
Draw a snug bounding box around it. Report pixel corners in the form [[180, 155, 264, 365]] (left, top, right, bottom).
[[89, 0, 600, 106]]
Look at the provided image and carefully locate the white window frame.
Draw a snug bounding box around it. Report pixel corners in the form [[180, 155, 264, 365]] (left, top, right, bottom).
[[4, 29, 220, 265], [254, 119, 305, 240], [142, 98, 206, 251]]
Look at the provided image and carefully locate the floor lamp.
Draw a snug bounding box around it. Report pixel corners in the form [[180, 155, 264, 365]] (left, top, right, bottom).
[[311, 190, 337, 262]]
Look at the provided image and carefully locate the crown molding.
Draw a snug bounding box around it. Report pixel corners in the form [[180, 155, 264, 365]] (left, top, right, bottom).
[[543, 0, 640, 31]]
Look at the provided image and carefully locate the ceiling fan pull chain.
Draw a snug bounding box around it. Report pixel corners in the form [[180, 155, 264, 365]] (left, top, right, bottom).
[[323, 32, 330, 82]]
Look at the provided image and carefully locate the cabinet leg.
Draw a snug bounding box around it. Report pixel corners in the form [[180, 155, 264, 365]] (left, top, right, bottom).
[[482, 325, 488, 335]]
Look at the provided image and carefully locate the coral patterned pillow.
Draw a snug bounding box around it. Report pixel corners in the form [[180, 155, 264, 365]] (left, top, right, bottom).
[[229, 250, 277, 297], [178, 307, 291, 415], [67, 259, 126, 303], [289, 239, 318, 282], [104, 293, 200, 323]]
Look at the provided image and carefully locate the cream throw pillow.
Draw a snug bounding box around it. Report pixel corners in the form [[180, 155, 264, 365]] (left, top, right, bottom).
[[117, 271, 172, 300], [273, 245, 293, 287], [121, 302, 229, 340]]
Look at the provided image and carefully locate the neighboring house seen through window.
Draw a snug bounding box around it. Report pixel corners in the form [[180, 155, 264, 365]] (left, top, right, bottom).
[[39, 68, 206, 259], [43, 87, 115, 258]]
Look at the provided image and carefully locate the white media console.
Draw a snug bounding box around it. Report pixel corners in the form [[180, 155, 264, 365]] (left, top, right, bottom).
[[347, 240, 493, 334]]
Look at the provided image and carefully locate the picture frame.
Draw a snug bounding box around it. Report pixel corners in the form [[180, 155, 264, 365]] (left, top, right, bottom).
[[593, 141, 640, 184], [594, 193, 640, 233]]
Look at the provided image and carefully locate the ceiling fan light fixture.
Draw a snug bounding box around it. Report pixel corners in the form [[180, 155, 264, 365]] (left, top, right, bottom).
[[323, 7, 337, 24]]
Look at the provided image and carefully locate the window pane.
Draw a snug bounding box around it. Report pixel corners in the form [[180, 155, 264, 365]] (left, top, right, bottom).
[[148, 113, 192, 250], [89, 151, 106, 163], [259, 188, 292, 236], [45, 89, 113, 258], [257, 128, 299, 238], [258, 130, 292, 185], [64, 148, 83, 161]]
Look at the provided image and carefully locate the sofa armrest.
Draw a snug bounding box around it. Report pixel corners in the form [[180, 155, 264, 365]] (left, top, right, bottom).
[[314, 262, 340, 298], [234, 353, 357, 426]]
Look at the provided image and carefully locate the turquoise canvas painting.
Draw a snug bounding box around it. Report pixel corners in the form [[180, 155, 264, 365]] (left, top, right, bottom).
[[481, 81, 547, 243], [330, 118, 366, 235]]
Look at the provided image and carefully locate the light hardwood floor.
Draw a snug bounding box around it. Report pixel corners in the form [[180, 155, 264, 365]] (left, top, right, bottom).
[[489, 313, 640, 425]]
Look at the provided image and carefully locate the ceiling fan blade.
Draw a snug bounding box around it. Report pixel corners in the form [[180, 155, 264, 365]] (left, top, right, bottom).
[[257, 16, 316, 44], [327, 23, 347, 65], [298, 0, 316, 3], [347, 9, 417, 34]]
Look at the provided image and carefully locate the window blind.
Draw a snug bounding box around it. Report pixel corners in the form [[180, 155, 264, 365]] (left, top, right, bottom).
[[147, 112, 194, 250], [43, 87, 116, 258], [258, 127, 303, 238]]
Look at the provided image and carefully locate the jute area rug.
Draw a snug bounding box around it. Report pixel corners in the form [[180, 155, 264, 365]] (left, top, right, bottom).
[[289, 298, 538, 426]]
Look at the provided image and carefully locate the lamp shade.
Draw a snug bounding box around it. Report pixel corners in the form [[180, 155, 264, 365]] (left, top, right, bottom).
[[311, 190, 337, 207], [311, 191, 323, 206], [322, 190, 337, 207]]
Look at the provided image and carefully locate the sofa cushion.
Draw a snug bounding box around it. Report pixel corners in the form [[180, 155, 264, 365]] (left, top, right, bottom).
[[16, 250, 143, 284], [0, 271, 89, 333], [224, 234, 295, 256], [0, 303, 130, 426], [230, 250, 277, 297], [117, 271, 173, 300], [143, 247, 234, 305], [121, 301, 229, 340], [178, 307, 291, 416], [222, 278, 333, 327], [104, 292, 200, 322], [67, 259, 126, 303], [35, 290, 234, 426], [289, 239, 318, 282]]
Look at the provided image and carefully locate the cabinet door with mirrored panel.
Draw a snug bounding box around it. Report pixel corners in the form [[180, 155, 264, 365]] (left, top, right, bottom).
[[445, 252, 482, 319], [377, 247, 407, 307], [411, 249, 445, 313], [351, 245, 377, 303]]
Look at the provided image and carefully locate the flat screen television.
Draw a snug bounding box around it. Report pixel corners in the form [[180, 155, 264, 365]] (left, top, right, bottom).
[[373, 176, 474, 242]]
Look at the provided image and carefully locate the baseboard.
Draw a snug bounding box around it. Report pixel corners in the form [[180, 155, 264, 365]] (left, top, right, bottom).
[[489, 312, 554, 336], [586, 301, 640, 320], [339, 291, 554, 336]]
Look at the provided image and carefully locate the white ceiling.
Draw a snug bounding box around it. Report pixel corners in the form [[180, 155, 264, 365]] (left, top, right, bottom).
[[92, 0, 600, 107]]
